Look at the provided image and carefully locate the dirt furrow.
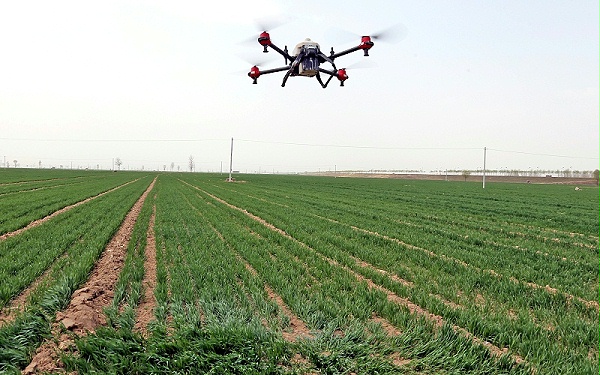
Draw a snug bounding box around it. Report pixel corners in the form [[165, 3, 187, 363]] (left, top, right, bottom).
[[133, 204, 158, 337], [0, 178, 140, 241], [22, 177, 156, 374]]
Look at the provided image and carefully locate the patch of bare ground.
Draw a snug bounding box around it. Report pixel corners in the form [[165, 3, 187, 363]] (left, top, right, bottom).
[[134, 204, 157, 337], [160, 242, 175, 334], [195, 189, 529, 369], [370, 312, 402, 336], [388, 352, 411, 367], [0, 178, 140, 241], [263, 284, 313, 342], [22, 177, 156, 374]]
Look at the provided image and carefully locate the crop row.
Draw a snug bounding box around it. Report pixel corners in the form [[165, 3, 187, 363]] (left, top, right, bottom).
[[58, 175, 526, 374], [0, 174, 152, 372], [0, 169, 97, 186], [0, 172, 143, 236], [210, 176, 598, 300], [1, 171, 596, 374], [178, 174, 597, 374]]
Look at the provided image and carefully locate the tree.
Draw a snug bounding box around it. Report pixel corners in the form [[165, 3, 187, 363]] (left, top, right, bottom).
[[594, 169, 599, 186], [188, 155, 195, 172], [461, 170, 471, 181], [13, 160, 17, 168], [115, 158, 122, 171], [170, 162, 175, 171]]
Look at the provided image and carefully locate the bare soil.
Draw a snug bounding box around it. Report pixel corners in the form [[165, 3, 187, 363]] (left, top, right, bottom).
[[133, 204, 158, 337]]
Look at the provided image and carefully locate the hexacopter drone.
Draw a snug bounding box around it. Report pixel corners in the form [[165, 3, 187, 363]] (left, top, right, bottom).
[[247, 31, 377, 88]]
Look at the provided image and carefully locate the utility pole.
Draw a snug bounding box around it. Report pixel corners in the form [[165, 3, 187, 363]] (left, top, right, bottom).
[[228, 137, 234, 182], [482, 147, 487, 189]]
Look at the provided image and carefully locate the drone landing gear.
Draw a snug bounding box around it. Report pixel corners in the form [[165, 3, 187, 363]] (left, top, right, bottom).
[[281, 69, 292, 87], [316, 73, 327, 88]]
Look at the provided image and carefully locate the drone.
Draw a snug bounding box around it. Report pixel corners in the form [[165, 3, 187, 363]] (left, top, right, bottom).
[[247, 31, 376, 88]]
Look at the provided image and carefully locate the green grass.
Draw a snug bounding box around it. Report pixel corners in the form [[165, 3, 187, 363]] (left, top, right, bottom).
[[1, 170, 597, 374]]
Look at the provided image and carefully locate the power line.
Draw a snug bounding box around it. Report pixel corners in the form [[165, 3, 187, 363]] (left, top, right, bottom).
[[236, 138, 480, 150], [487, 148, 599, 160], [2, 136, 596, 161], [0, 137, 228, 143]]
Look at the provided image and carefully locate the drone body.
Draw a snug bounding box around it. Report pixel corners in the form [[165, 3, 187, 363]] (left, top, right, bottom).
[[247, 31, 374, 88]]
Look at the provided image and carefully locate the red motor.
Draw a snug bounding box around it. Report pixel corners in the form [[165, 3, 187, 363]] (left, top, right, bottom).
[[258, 31, 271, 46], [336, 68, 348, 86], [359, 36, 374, 56], [248, 66, 260, 84]]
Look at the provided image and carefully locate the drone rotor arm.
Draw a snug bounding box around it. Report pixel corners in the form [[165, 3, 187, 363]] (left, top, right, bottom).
[[330, 46, 361, 60], [259, 66, 291, 75], [248, 65, 291, 84], [330, 36, 375, 59], [266, 42, 294, 63]]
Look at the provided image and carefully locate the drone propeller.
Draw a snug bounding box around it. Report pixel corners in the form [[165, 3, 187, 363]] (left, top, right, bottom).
[[326, 22, 407, 45], [343, 59, 378, 70], [236, 52, 277, 67], [254, 15, 293, 33], [370, 23, 407, 43], [238, 15, 294, 46]]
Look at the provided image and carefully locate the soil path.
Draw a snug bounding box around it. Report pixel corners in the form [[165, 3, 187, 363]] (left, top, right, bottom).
[[133, 203, 158, 337], [22, 177, 156, 374]]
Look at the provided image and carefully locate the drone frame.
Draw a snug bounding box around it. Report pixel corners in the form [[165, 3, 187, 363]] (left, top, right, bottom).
[[247, 32, 374, 88]]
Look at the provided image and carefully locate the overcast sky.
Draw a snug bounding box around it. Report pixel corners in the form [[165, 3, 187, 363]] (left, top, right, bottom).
[[0, 0, 598, 173]]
